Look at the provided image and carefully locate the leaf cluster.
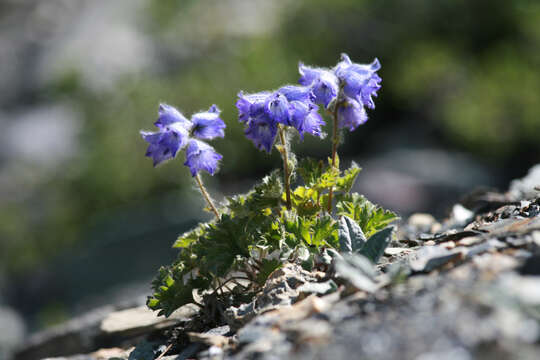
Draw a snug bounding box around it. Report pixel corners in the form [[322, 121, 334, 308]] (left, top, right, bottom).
[[147, 159, 399, 317]]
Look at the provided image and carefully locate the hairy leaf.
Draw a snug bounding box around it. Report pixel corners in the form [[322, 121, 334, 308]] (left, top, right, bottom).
[[338, 215, 367, 253], [358, 227, 394, 263]]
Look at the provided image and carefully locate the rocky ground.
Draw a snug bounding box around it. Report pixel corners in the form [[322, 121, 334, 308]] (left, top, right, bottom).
[[12, 166, 540, 360]]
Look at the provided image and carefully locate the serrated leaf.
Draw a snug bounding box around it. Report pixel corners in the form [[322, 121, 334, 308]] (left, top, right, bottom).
[[336, 193, 399, 238], [312, 215, 338, 247], [173, 226, 205, 248], [338, 215, 367, 253], [328, 153, 340, 169], [297, 158, 324, 186], [358, 227, 394, 263], [334, 163, 361, 193]]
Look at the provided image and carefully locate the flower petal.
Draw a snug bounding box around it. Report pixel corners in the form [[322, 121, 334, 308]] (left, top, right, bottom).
[[278, 85, 315, 103], [184, 139, 223, 176], [141, 123, 189, 166], [290, 101, 325, 140], [155, 103, 191, 130], [191, 105, 226, 140], [244, 115, 278, 153], [236, 91, 271, 124], [337, 99, 368, 132], [337, 57, 382, 109], [311, 72, 339, 108], [298, 63, 325, 86], [265, 92, 291, 125]]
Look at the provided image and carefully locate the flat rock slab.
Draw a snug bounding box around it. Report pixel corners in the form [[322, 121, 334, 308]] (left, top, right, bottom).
[[15, 304, 198, 360], [100, 305, 198, 336]]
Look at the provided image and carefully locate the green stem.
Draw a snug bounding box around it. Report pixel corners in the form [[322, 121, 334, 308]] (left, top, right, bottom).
[[327, 104, 340, 213], [278, 124, 292, 210], [195, 173, 220, 219]]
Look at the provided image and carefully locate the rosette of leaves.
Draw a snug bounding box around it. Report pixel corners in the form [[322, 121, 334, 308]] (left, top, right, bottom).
[[147, 159, 398, 317]]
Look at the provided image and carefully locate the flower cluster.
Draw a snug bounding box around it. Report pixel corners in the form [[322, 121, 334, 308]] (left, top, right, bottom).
[[299, 53, 381, 131], [141, 104, 225, 176], [236, 85, 325, 152]]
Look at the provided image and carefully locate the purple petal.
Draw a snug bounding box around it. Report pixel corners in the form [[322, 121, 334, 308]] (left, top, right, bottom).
[[341, 70, 369, 100], [311, 72, 339, 108], [265, 92, 290, 125], [278, 85, 315, 103], [184, 139, 223, 176], [298, 63, 325, 86], [337, 99, 368, 132], [290, 101, 325, 140], [140, 130, 162, 145], [191, 105, 226, 140], [337, 57, 381, 109], [141, 123, 189, 166], [244, 115, 278, 153], [155, 103, 191, 130], [236, 91, 271, 124]]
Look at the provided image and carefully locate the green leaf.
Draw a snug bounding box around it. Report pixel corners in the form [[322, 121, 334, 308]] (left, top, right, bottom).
[[358, 227, 394, 263], [336, 193, 399, 238], [173, 225, 205, 248], [338, 215, 367, 253], [297, 158, 324, 186], [147, 264, 204, 317], [334, 163, 361, 193], [312, 215, 338, 247], [227, 170, 284, 218], [255, 259, 282, 286]]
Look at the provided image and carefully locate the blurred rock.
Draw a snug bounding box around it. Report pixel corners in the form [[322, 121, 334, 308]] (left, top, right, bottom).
[[14, 303, 197, 360], [408, 213, 437, 232], [0, 306, 25, 360], [354, 148, 495, 216], [509, 164, 540, 201]]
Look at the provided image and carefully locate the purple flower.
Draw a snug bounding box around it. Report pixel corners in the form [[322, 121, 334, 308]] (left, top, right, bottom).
[[244, 114, 278, 153], [298, 64, 326, 86], [141, 122, 189, 166], [278, 85, 315, 103], [237, 86, 324, 151], [336, 54, 381, 76], [184, 139, 222, 176], [236, 91, 270, 124], [155, 103, 191, 130], [142, 104, 225, 175], [191, 105, 226, 140], [298, 64, 339, 108], [312, 74, 339, 108], [335, 55, 381, 109], [265, 92, 290, 125], [289, 101, 325, 140], [337, 99, 368, 131]]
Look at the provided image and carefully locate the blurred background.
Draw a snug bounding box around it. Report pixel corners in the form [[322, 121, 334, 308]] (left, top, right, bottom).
[[1, 0, 539, 350]]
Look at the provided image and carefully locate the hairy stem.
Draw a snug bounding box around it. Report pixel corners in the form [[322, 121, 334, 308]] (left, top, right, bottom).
[[278, 124, 292, 210], [327, 104, 340, 213], [195, 173, 220, 219]]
